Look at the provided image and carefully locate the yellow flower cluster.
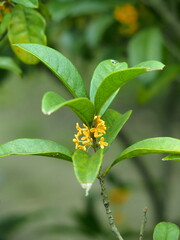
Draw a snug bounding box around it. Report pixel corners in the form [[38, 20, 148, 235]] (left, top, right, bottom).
[[0, 0, 12, 23], [114, 4, 138, 35], [73, 123, 93, 151], [73, 116, 108, 151]]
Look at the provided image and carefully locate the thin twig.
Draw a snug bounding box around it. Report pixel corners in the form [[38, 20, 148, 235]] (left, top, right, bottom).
[[98, 172, 124, 240], [92, 123, 124, 239], [139, 207, 148, 240]]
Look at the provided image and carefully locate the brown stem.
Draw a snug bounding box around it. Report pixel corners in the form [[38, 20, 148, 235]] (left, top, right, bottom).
[[139, 207, 148, 240], [92, 123, 124, 239], [98, 172, 124, 240]]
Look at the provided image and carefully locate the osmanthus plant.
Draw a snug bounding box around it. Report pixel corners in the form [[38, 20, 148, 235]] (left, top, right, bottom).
[[0, 43, 180, 240]]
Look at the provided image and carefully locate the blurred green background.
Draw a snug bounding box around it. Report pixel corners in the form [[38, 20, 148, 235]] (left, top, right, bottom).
[[0, 0, 180, 239]]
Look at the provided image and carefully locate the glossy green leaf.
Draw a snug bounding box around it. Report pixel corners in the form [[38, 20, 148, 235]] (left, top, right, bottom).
[[162, 154, 180, 161], [133, 61, 164, 71], [98, 91, 119, 117], [94, 61, 164, 115], [105, 137, 180, 175], [128, 27, 163, 85], [137, 65, 180, 104], [12, 0, 39, 8], [0, 57, 22, 75], [153, 222, 180, 240], [90, 59, 128, 102], [0, 138, 73, 161], [73, 149, 103, 196], [102, 109, 132, 151], [15, 44, 87, 98], [8, 5, 46, 64], [90, 59, 128, 117], [42, 91, 94, 125]]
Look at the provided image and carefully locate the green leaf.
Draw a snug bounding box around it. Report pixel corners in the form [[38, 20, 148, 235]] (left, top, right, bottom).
[[8, 5, 46, 64], [0, 57, 22, 75], [85, 15, 113, 48], [0, 12, 11, 35], [128, 27, 163, 85], [73, 149, 103, 196], [162, 154, 180, 161], [128, 27, 163, 65], [12, 0, 39, 8], [133, 61, 164, 71], [94, 61, 164, 115], [153, 222, 180, 240], [48, 1, 114, 22], [105, 137, 180, 175], [90, 60, 128, 116], [90, 59, 128, 102], [137, 65, 180, 104], [0, 138, 73, 161], [15, 44, 87, 98], [102, 109, 132, 151], [42, 91, 94, 125]]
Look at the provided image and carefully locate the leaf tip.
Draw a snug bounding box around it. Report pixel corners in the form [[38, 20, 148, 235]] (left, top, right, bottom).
[[128, 109, 133, 115], [147, 63, 165, 72], [81, 183, 92, 196], [42, 108, 52, 115]]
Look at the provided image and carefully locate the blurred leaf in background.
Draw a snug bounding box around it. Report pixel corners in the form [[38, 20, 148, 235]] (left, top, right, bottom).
[[0, 56, 22, 74], [8, 5, 47, 64], [0, 0, 47, 67], [127, 27, 164, 85]]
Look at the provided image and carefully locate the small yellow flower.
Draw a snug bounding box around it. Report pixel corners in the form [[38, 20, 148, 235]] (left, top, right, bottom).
[[90, 116, 106, 138], [73, 116, 108, 151], [73, 123, 93, 151], [72, 134, 79, 149], [76, 123, 82, 133], [77, 145, 86, 151], [99, 137, 108, 149]]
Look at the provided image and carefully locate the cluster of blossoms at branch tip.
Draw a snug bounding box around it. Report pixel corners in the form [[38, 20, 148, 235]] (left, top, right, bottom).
[[73, 116, 108, 151]]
